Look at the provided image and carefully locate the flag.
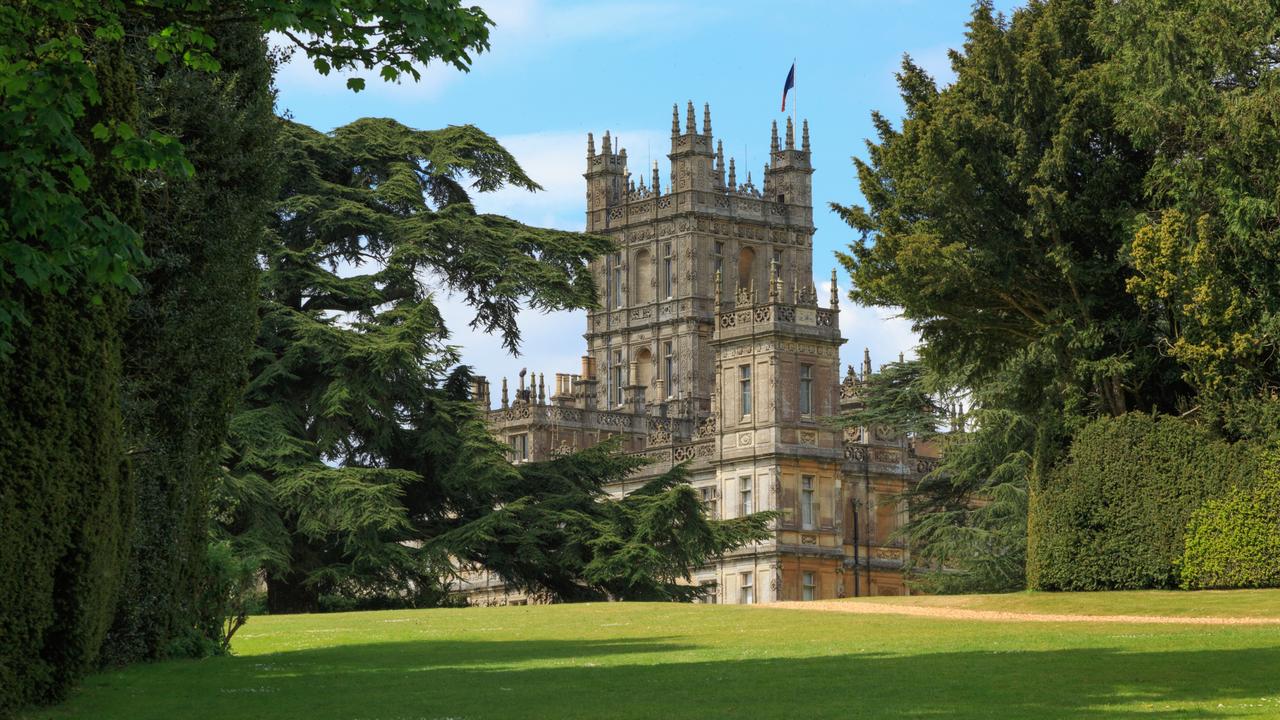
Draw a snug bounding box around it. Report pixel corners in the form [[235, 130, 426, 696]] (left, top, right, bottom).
[[781, 62, 795, 112]]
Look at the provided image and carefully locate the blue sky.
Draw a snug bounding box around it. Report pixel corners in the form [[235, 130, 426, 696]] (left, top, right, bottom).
[[274, 0, 1024, 394]]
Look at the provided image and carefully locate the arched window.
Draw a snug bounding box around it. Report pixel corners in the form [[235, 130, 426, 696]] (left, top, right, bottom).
[[634, 347, 653, 401]]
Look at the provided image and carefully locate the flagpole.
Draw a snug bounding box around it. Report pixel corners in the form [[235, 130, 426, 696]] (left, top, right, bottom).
[[792, 57, 797, 132]]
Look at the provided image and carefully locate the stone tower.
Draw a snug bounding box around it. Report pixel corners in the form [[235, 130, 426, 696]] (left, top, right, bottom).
[[469, 103, 933, 605], [582, 103, 819, 428]]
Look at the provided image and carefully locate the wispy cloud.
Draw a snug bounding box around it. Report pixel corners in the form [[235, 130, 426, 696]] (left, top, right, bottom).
[[471, 128, 668, 230], [270, 1, 722, 106], [823, 280, 920, 371]]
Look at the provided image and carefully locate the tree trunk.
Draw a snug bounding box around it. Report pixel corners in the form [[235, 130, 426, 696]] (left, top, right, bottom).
[[266, 570, 319, 614]]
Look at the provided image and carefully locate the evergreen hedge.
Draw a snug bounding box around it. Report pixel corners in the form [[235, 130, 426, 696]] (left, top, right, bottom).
[[1180, 468, 1280, 590], [1028, 413, 1257, 591], [0, 289, 132, 714], [0, 34, 139, 714], [102, 23, 276, 666]]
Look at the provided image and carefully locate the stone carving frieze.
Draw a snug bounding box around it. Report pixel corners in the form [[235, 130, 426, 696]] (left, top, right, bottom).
[[695, 415, 717, 439]]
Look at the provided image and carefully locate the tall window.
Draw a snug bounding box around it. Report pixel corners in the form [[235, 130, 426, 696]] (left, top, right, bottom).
[[663, 341, 675, 397], [611, 252, 623, 308], [700, 486, 718, 518], [714, 241, 724, 278], [799, 364, 813, 415], [510, 433, 528, 462], [605, 341, 613, 405], [801, 475, 816, 530], [611, 349, 624, 406], [802, 571, 816, 601], [739, 476, 753, 516], [740, 571, 754, 604], [739, 365, 752, 416], [772, 248, 783, 271], [662, 242, 674, 298]]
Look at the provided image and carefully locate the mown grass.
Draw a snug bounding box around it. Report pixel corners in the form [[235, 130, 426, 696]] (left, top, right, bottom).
[[28, 590, 1280, 719]]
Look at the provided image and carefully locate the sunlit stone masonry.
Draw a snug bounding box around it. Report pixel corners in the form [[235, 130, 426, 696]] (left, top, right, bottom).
[[463, 102, 938, 605]]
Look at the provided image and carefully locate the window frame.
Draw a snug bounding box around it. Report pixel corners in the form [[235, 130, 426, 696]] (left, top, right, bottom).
[[662, 242, 674, 299], [663, 340, 675, 398], [799, 363, 813, 416], [611, 252, 624, 308], [611, 348, 625, 406], [739, 364, 752, 416], [801, 475, 816, 530], [510, 433, 528, 462]]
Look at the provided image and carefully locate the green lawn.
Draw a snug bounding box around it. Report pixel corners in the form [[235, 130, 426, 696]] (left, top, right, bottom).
[[28, 591, 1280, 719]]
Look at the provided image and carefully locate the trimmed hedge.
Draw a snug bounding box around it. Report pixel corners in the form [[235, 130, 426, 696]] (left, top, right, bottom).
[[1028, 413, 1257, 591], [103, 23, 276, 666], [1180, 472, 1280, 589], [0, 288, 132, 714], [0, 35, 137, 714]]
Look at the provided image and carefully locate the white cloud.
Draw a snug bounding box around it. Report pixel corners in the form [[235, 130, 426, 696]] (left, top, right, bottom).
[[480, 0, 722, 52], [270, 1, 720, 107], [471, 129, 669, 230], [823, 280, 920, 372]]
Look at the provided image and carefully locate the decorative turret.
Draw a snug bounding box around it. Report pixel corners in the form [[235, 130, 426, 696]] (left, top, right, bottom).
[[764, 115, 814, 224], [715, 140, 725, 188], [668, 99, 715, 193], [584, 127, 628, 227]]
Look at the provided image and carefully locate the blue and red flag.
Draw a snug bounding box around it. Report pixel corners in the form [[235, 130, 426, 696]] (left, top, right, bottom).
[[781, 62, 795, 112]]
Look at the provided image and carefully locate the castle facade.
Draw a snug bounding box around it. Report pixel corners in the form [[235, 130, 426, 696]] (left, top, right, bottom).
[[465, 103, 936, 604]]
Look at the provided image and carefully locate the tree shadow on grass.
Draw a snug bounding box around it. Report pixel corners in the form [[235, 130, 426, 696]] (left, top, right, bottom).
[[39, 638, 1280, 719]]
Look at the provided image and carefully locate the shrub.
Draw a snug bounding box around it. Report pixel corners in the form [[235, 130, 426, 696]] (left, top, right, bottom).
[[1028, 413, 1257, 591], [0, 288, 131, 714], [1180, 467, 1280, 590], [102, 22, 276, 667]]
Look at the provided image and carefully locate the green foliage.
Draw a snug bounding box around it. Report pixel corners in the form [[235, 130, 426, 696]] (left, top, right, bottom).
[[1028, 413, 1258, 591], [0, 0, 491, 352], [0, 286, 131, 714], [835, 0, 1183, 429], [193, 540, 266, 655], [840, 360, 950, 440], [437, 442, 776, 602], [103, 23, 280, 666], [1099, 1, 1280, 400], [219, 116, 613, 612], [0, 33, 141, 713], [900, 406, 1033, 594], [1180, 454, 1280, 590], [836, 359, 1029, 593]]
